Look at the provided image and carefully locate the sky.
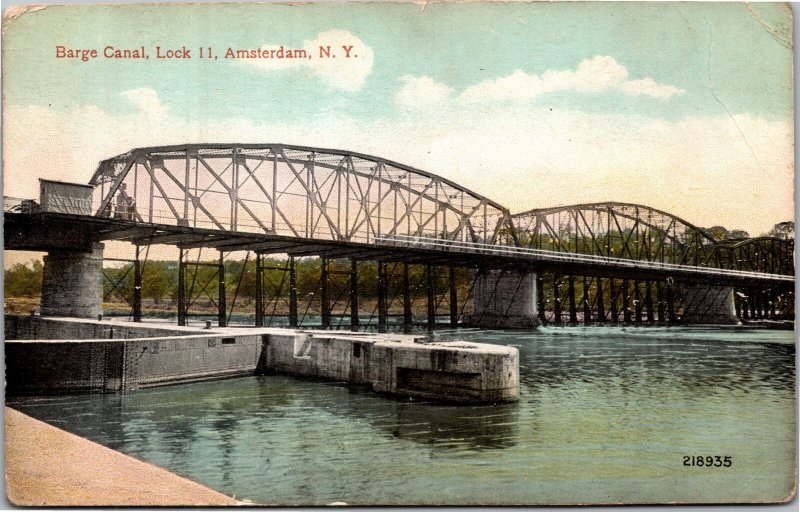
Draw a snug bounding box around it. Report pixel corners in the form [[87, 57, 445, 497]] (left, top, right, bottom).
[[2, 2, 794, 266]]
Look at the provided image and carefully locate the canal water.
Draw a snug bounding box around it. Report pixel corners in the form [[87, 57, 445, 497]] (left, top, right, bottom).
[[7, 326, 796, 505]]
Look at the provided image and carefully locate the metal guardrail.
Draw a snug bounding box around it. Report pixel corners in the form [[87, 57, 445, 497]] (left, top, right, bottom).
[[375, 234, 795, 282]]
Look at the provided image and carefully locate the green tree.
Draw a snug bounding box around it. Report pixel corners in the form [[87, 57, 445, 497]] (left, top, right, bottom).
[[225, 259, 257, 297], [4, 260, 43, 296], [142, 262, 175, 304], [704, 225, 730, 241], [767, 221, 794, 240]]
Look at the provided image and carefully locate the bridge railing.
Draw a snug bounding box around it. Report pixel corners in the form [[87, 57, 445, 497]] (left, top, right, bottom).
[[6, 195, 400, 244], [375, 234, 794, 282], [7, 192, 793, 282]]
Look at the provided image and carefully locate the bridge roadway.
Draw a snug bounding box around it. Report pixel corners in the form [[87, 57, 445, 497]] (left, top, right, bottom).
[[5, 210, 792, 288]]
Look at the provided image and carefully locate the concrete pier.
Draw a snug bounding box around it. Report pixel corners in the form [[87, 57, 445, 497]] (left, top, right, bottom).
[[41, 243, 103, 318], [467, 269, 540, 329], [5, 316, 519, 403], [680, 284, 740, 325]]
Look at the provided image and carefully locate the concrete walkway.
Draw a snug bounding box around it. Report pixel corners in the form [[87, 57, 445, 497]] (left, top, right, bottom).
[[5, 407, 241, 506]]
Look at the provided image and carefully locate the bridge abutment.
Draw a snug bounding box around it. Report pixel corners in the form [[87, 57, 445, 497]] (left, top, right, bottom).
[[680, 284, 739, 325], [41, 243, 104, 318], [467, 269, 540, 329]]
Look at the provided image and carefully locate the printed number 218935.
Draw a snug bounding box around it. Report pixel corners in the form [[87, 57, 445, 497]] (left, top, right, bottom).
[[683, 455, 732, 467]]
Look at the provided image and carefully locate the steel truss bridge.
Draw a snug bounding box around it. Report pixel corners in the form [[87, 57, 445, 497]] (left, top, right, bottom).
[[4, 143, 794, 329]]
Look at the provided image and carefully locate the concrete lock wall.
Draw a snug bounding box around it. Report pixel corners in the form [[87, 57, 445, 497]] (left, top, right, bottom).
[[261, 332, 519, 402], [41, 243, 104, 318], [680, 285, 740, 325], [469, 269, 539, 329], [124, 335, 262, 388], [6, 334, 262, 395], [5, 317, 519, 403], [369, 341, 518, 402], [6, 341, 125, 394], [5, 316, 205, 340]]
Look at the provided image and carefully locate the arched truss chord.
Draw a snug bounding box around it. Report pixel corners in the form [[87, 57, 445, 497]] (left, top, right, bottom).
[[511, 202, 794, 275], [89, 144, 517, 246], [716, 236, 794, 275]]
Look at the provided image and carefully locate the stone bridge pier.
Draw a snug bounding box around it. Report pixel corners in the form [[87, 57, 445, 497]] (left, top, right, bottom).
[[467, 269, 540, 329], [41, 243, 104, 318], [679, 284, 739, 325]]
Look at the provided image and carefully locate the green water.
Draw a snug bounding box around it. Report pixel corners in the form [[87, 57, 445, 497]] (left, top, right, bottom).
[[7, 326, 796, 505]]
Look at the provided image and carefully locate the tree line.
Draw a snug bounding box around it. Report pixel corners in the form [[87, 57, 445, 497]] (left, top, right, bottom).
[[5, 221, 794, 302]]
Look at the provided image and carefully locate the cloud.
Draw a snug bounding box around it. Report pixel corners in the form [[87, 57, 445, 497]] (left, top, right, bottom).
[[121, 88, 168, 118], [459, 56, 685, 102], [239, 29, 374, 92], [396, 75, 453, 108], [3, 91, 790, 239]]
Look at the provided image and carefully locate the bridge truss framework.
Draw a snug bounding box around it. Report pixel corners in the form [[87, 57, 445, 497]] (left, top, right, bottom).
[[6, 143, 795, 329]]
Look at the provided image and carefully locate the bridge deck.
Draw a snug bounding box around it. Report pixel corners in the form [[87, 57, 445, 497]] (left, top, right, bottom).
[[5, 211, 792, 288]]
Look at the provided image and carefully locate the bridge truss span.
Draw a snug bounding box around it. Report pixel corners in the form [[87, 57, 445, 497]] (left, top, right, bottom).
[[5, 146, 795, 328], [89, 144, 515, 246], [511, 202, 794, 276]]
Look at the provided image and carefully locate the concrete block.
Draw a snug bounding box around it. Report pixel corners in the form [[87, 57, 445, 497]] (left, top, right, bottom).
[[467, 269, 540, 329], [681, 285, 740, 325], [6, 317, 519, 403], [41, 243, 104, 318]]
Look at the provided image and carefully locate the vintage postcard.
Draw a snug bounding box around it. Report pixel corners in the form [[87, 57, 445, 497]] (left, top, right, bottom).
[[2, 1, 796, 507]]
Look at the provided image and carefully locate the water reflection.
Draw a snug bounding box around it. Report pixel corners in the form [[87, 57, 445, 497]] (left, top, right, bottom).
[[353, 398, 520, 450], [435, 328, 795, 398], [7, 326, 795, 506]]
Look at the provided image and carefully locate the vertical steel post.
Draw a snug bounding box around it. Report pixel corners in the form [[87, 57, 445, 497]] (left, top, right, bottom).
[[645, 281, 654, 323], [218, 252, 226, 327], [177, 249, 186, 326], [426, 265, 436, 330], [289, 256, 298, 327], [378, 261, 388, 333], [449, 266, 458, 327], [321, 258, 331, 329], [657, 282, 666, 323], [148, 166, 154, 223], [666, 280, 675, 324], [622, 279, 632, 323], [553, 275, 562, 325], [184, 151, 190, 225], [755, 290, 763, 319], [271, 152, 278, 232], [633, 280, 643, 324], [537, 274, 547, 325], [741, 290, 750, 320], [609, 278, 618, 323], [350, 258, 359, 331], [596, 277, 605, 323], [255, 253, 263, 327], [582, 276, 591, 325], [769, 289, 776, 318], [403, 263, 412, 333], [568, 276, 577, 325], [734, 289, 742, 321], [133, 245, 142, 323]]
